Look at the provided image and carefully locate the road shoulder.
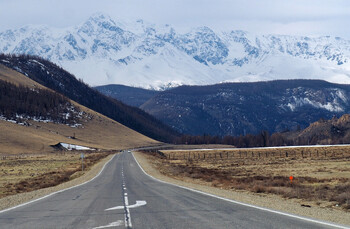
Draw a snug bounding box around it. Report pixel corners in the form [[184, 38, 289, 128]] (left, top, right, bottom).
[[133, 151, 350, 226]]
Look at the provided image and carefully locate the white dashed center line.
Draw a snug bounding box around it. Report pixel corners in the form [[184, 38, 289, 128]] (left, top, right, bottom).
[[99, 152, 146, 228], [121, 164, 132, 228]]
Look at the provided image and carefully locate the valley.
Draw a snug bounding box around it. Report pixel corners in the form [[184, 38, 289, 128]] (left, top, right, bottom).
[[1, 3, 350, 228]]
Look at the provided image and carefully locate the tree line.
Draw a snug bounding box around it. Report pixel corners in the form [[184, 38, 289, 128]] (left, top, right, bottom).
[[0, 79, 78, 124], [175, 127, 350, 148], [174, 131, 291, 147]]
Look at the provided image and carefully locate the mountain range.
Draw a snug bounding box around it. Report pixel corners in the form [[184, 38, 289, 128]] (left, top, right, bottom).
[[96, 80, 350, 136], [1, 13, 350, 89], [2, 54, 350, 146]]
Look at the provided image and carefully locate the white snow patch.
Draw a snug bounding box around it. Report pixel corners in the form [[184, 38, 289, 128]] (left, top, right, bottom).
[[59, 143, 94, 151], [30, 59, 46, 67], [335, 89, 347, 102], [285, 95, 344, 112]]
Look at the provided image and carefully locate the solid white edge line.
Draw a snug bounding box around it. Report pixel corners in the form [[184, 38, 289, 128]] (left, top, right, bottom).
[[164, 144, 350, 152], [131, 152, 349, 229], [0, 154, 118, 214]]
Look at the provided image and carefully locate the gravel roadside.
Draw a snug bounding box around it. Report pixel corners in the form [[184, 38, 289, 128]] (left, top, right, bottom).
[[0, 154, 115, 212], [133, 151, 350, 226]]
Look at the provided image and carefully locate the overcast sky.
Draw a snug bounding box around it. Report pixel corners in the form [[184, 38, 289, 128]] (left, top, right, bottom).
[[1, 0, 350, 38]]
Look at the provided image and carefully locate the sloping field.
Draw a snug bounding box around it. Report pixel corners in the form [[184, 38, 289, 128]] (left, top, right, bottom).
[[0, 64, 158, 154], [0, 64, 44, 88]]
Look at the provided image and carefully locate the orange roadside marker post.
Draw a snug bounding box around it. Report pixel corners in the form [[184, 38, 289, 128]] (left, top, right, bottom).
[[289, 176, 293, 184]]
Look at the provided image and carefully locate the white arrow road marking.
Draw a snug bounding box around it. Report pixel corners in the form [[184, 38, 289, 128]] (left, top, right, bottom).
[[92, 220, 124, 228], [105, 201, 147, 211]]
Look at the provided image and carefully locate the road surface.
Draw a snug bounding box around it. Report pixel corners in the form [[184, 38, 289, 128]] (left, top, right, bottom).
[[0, 151, 347, 229]]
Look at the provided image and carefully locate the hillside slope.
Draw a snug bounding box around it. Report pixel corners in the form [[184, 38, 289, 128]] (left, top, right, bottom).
[[0, 64, 158, 154], [139, 80, 350, 136], [294, 114, 350, 145], [0, 54, 179, 143], [94, 84, 159, 107]]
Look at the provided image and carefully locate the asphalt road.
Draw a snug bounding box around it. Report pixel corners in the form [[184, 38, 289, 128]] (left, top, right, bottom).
[[0, 151, 347, 229]]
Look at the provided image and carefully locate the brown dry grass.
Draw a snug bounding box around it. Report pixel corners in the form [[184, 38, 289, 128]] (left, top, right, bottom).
[[0, 152, 112, 198], [0, 114, 157, 154], [0, 64, 45, 88], [144, 146, 350, 211]]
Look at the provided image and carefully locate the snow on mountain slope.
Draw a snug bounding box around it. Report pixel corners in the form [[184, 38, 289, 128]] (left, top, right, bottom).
[[1, 13, 350, 89], [139, 80, 350, 136]]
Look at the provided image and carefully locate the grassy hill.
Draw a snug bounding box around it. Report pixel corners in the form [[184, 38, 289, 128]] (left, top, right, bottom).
[[0, 64, 158, 154], [0, 54, 179, 143]]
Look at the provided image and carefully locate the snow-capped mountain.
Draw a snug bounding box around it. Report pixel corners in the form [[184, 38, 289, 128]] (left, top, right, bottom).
[[1, 13, 350, 89]]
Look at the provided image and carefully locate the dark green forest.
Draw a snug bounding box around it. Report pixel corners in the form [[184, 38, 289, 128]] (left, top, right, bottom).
[[0, 79, 79, 124]]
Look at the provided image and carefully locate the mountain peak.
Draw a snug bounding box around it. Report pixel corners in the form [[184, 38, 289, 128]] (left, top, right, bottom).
[[197, 26, 213, 32], [82, 12, 120, 31], [88, 12, 113, 23]]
